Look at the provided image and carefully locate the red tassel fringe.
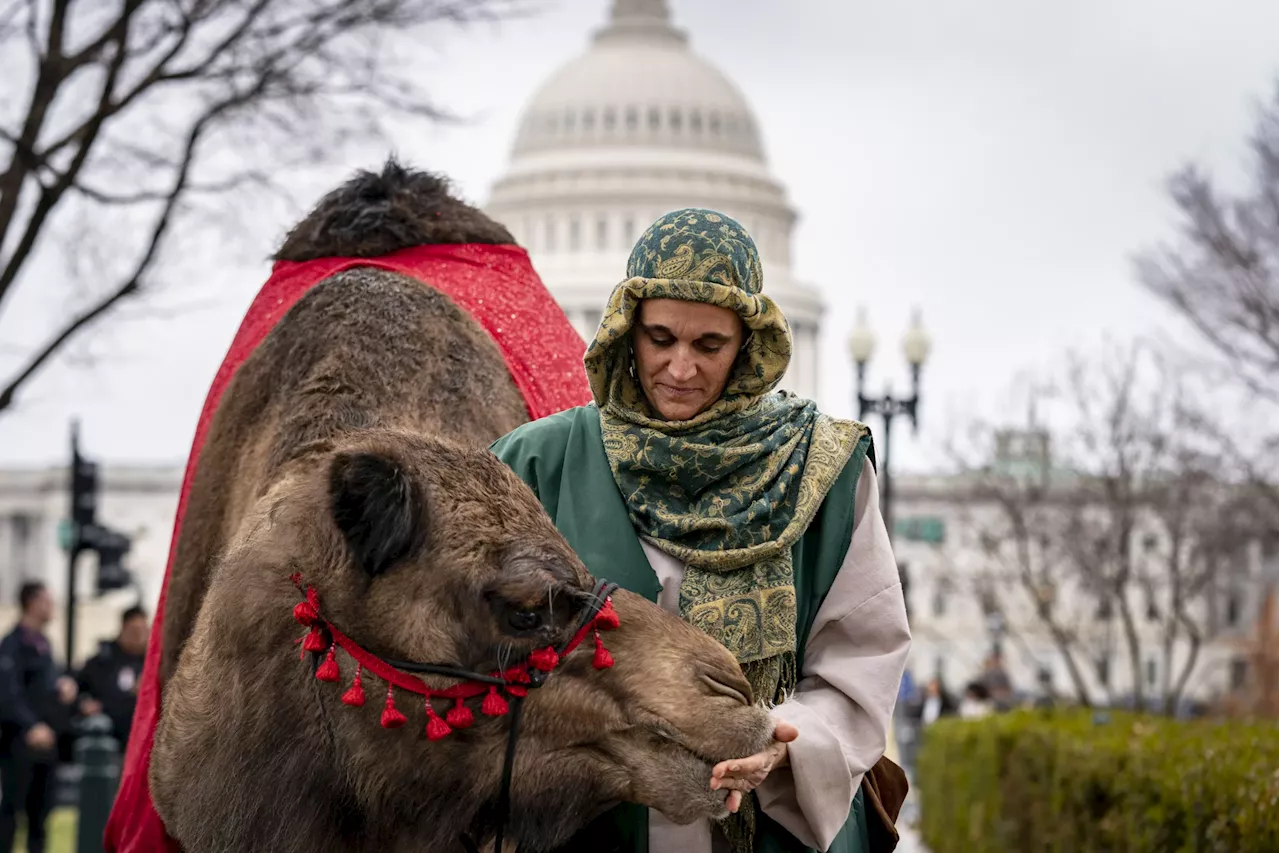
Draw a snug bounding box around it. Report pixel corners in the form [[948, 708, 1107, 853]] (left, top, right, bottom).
[[293, 600, 319, 626], [425, 699, 452, 741], [593, 629, 614, 669], [316, 644, 340, 682], [381, 686, 407, 729], [303, 625, 327, 653], [595, 598, 620, 630], [291, 579, 624, 741], [342, 664, 366, 706], [446, 697, 474, 729], [529, 646, 559, 672], [482, 686, 509, 717], [505, 670, 531, 698]]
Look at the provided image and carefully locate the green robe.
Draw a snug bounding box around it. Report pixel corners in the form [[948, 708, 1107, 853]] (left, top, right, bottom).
[[491, 405, 874, 853]]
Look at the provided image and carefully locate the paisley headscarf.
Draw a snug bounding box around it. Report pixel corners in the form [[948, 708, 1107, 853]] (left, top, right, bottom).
[[585, 207, 865, 707]]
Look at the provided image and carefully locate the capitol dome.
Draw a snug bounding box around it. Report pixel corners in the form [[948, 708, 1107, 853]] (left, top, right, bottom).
[[486, 0, 823, 400]]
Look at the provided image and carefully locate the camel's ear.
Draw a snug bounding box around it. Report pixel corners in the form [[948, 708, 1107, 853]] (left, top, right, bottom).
[[329, 451, 422, 577]]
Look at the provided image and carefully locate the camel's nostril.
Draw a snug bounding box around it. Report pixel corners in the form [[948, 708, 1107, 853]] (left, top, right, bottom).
[[699, 671, 752, 707]]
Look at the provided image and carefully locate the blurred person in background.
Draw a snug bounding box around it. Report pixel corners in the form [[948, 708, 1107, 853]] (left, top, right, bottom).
[[918, 677, 958, 728], [0, 582, 78, 853], [77, 607, 148, 750], [958, 682, 995, 720]]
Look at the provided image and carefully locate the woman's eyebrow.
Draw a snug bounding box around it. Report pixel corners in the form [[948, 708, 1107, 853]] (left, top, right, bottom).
[[638, 322, 733, 343]]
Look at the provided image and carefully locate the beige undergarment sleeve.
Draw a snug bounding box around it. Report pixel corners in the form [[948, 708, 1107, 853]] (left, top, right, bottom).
[[643, 462, 911, 852]]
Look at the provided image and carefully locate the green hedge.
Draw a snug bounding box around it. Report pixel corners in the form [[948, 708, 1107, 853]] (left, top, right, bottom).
[[915, 709, 1278, 853]]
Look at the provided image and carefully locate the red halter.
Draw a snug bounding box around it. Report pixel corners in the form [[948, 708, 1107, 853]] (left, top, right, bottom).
[[288, 573, 620, 739]]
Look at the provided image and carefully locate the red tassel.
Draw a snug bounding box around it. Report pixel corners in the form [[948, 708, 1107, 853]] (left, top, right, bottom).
[[425, 699, 452, 741], [482, 686, 509, 717], [342, 665, 366, 706], [381, 686, 407, 729], [303, 625, 327, 653], [446, 697, 474, 729], [595, 599, 620, 630], [315, 644, 340, 682], [506, 669, 530, 698], [529, 646, 559, 672], [593, 629, 614, 669], [293, 601, 319, 626]]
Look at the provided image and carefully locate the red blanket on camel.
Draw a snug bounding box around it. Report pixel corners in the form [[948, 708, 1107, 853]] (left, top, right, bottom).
[[104, 243, 592, 852]]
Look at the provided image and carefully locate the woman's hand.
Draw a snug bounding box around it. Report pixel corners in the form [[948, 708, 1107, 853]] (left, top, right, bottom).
[[709, 719, 799, 813]]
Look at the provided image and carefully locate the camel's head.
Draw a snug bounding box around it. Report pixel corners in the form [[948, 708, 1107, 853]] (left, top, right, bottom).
[[189, 429, 773, 851]]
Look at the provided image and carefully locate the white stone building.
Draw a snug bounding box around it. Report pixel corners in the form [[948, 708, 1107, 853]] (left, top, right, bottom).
[[888, 435, 1269, 710], [485, 0, 823, 400]]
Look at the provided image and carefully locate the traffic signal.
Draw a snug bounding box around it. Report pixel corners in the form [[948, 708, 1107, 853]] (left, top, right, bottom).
[[67, 426, 134, 596], [64, 421, 136, 669], [79, 524, 133, 595], [71, 449, 99, 529]]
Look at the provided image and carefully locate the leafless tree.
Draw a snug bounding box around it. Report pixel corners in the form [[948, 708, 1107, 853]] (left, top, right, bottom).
[[1136, 83, 1280, 527], [1135, 92, 1278, 403], [958, 345, 1258, 714], [962, 460, 1098, 708], [0, 0, 526, 415]]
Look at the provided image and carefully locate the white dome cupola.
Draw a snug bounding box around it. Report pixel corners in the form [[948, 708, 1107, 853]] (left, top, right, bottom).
[[486, 0, 823, 400], [512, 0, 766, 163]]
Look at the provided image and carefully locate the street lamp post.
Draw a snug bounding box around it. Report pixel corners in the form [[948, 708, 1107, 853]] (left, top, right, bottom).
[[985, 610, 1006, 657], [847, 308, 931, 615]]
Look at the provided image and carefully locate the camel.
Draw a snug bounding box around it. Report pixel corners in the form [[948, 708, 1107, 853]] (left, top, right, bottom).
[[145, 162, 775, 853]]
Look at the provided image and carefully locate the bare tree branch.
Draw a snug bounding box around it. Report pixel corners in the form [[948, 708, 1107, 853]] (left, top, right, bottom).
[[0, 84, 221, 411], [0, 0, 140, 300], [70, 166, 273, 205], [0, 0, 530, 415], [0, 0, 76, 251], [1135, 90, 1280, 402]]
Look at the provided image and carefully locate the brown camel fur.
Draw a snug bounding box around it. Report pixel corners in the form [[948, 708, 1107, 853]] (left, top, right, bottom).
[[149, 162, 774, 853]]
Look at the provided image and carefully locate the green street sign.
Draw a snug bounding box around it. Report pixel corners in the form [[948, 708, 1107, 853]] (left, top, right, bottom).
[[57, 518, 77, 552], [895, 515, 946, 544]]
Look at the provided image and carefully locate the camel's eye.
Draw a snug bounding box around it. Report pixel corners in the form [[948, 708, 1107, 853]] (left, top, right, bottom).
[[507, 609, 544, 633]]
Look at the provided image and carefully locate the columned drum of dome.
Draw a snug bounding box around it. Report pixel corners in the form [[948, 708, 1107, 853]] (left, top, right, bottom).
[[486, 0, 823, 401]]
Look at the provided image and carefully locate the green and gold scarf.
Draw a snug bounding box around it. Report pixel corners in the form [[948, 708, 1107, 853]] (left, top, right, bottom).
[[585, 211, 865, 846]]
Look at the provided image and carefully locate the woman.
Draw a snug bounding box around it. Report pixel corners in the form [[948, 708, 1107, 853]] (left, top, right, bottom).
[[492, 209, 911, 853]]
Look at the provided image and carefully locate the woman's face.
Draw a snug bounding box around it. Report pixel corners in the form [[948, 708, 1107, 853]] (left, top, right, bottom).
[[632, 298, 744, 421]]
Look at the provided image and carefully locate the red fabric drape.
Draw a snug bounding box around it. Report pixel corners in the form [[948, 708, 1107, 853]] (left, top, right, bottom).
[[105, 243, 591, 851]]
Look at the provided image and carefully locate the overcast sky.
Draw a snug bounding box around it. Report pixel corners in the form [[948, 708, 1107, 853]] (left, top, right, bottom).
[[0, 0, 1275, 472]]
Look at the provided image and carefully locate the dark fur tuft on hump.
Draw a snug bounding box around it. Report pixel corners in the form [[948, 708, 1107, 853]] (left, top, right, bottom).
[[274, 159, 514, 261]]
